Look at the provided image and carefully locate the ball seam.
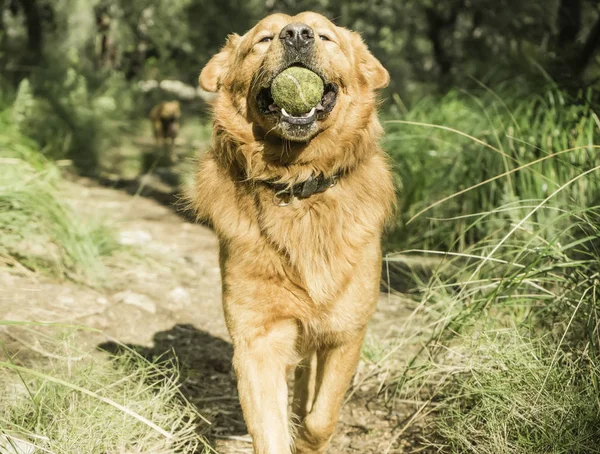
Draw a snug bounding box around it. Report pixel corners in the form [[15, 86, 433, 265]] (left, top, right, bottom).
[[280, 74, 310, 110]]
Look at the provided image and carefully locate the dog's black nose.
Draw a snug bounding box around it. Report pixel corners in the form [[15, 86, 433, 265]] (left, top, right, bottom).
[[279, 23, 314, 51]]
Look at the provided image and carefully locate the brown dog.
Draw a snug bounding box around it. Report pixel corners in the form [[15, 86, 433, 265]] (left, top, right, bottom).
[[192, 12, 395, 454], [150, 100, 181, 146]]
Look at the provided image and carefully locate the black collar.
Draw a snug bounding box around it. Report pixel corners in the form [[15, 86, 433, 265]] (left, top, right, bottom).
[[260, 173, 339, 205]]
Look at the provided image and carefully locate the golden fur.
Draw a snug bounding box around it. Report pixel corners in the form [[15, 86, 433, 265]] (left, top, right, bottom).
[[192, 12, 395, 454], [150, 100, 181, 146]]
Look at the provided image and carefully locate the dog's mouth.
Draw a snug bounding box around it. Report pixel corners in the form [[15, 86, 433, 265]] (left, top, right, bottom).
[[256, 68, 338, 126]]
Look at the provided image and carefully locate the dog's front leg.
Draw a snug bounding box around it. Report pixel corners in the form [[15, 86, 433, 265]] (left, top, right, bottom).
[[294, 330, 366, 454], [232, 318, 298, 454]]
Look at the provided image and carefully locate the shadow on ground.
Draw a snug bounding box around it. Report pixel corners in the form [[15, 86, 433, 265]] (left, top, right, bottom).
[[97, 323, 430, 453], [98, 324, 245, 444]]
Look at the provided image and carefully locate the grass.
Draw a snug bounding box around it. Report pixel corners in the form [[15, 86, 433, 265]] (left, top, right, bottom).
[[382, 84, 600, 453], [436, 332, 600, 454], [0, 324, 209, 454], [0, 109, 121, 283], [384, 84, 599, 251]]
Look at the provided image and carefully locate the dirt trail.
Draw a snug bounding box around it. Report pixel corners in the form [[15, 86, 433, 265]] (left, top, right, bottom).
[[1, 173, 425, 453]]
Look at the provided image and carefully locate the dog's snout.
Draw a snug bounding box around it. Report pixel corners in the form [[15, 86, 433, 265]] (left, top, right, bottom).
[[279, 23, 314, 51]]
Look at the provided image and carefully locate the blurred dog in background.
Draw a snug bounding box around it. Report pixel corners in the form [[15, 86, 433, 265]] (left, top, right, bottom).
[[150, 100, 181, 148]]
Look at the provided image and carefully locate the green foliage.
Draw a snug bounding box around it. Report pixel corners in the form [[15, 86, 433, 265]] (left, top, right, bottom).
[[3, 0, 599, 108], [22, 71, 138, 173], [384, 85, 600, 251]]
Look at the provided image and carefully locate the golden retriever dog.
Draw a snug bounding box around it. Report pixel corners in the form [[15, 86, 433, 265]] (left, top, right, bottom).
[[192, 12, 395, 454], [150, 100, 181, 146]]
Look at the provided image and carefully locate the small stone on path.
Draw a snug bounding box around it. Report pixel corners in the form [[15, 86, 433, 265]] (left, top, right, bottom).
[[113, 290, 156, 314]]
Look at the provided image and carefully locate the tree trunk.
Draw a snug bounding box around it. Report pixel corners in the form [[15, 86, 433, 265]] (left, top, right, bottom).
[[576, 13, 600, 76], [19, 0, 44, 64], [425, 7, 457, 76], [558, 0, 582, 48]]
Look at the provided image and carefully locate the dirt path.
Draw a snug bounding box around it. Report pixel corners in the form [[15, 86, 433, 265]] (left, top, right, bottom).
[[1, 174, 426, 453]]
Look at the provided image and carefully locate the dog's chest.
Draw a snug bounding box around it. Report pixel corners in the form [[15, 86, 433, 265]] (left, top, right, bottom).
[[255, 189, 379, 304]]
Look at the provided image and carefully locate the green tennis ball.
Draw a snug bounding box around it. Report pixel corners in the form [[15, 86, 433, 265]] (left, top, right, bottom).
[[271, 67, 324, 116]]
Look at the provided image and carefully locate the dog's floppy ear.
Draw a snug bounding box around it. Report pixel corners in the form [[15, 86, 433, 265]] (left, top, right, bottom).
[[199, 33, 241, 92], [350, 32, 390, 90]]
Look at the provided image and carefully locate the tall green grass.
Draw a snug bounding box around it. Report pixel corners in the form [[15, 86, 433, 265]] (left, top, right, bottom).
[[384, 85, 600, 453], [0, 106, 120, 282], [385, 86, 599, 251]]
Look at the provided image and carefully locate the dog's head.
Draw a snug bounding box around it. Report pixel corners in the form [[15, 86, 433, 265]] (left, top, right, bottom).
[[200, 12, 388, 174], [161, 101, 181, 120]]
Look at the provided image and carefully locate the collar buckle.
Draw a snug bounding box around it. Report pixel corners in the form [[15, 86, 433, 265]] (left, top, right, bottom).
[[273, 189, 295, 207]]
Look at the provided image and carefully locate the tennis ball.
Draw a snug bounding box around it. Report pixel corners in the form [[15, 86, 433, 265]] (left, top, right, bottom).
[[271, 67, 324, 116]]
